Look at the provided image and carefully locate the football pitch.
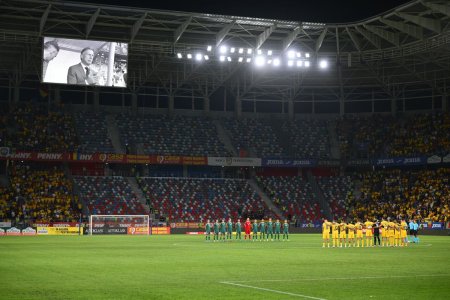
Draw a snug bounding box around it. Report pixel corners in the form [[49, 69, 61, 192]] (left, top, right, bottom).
[[1, 234, 449, 300]]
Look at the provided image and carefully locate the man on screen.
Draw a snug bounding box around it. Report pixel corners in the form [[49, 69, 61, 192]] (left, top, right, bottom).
[[67, 47, 98, 85], [42, 40, 60, 81]]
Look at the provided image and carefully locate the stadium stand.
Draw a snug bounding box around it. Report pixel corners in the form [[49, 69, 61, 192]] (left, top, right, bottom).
[[74, 111, 115, 153], [74, 176, 146, 215], [137, 177, 268, 222], [315, 175, 353, 221], [116, 114, 230, 156]]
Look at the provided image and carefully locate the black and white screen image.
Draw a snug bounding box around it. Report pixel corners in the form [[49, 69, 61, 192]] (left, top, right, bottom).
[[42, 37, 128, 87]]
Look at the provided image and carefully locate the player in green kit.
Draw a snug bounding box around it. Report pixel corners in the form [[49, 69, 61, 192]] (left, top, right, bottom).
[[274, 219, 281, 241], [235, 219, 242, 240], [213, 219, 219, 242], [205, 219, 211, 241], [267, 218, 274, 241], [252, 219, 258, 241], [283, 219, 289, 241], [259, 219, 266, 241], [226, 218, 233, 241], [220, 219, 226, 241]]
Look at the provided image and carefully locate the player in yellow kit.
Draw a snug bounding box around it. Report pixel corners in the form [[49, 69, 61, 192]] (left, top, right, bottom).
[[400, 219, 408, 247], [394, 222, 401, 247], [364, 219, 374, 247], [331, 221, 339, 247], [346, 222, 355, 247], [381, 218, 389, 247], [339, 221, 347, 248], [388, 219, 396, 247], [355, 219, 364, 247], [322, 219, 332, 248]]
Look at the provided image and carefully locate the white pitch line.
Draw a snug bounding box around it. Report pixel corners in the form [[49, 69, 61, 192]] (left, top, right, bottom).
[[227, 274, 450, 283], [221, 281, 327, 300]]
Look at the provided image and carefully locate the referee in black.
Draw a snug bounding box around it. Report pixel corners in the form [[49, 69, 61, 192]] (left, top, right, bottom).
[[373, 220, 381, 246]]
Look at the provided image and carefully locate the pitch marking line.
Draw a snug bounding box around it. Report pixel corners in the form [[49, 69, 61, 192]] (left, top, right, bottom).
[[226, 274, 450, 283], [220, 281, 327, 300]]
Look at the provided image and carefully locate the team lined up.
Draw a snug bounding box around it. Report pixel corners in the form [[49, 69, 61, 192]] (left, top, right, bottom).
[[322, 218, 416, 248], [205, 218, 290, 241]]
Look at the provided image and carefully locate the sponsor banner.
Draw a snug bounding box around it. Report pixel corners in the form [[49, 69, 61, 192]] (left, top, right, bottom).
[[21, 227, 36, 236], [427, 155, 442, 164], [37, 227, 83, 235], [0, 221, 12, 228], [127, 227, 149, 235], [181, 156, 207, 165], [318, 160, 340, 166], [171, 222, 202, 229], [443, 154, 450, 163], [155, 155, 182, 165], [0, 228, 5, 236], [151, 227, 170, 235], [90, 227, 127, 235], [301, 222, 322, 228], [420, 222, 430, 229], [374, 157, 426, 167], [6, 227, 21, 236], [262, 158, 316, 167], [431, 222, 444, 230], [208, 157, 261, 167], [126, 155, 152, 164], [185, 232, 205, 235], [446, 222, 450, 229], [97, 153, 126, 163], [347, 159, 371, 166], [72, 153, 95, 161], [34, 222, 81, 228]]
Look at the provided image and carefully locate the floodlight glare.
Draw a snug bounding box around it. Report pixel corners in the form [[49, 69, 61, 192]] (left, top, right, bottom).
[[177, 53, 182, 59], [195, 53, 203, 61], [305, 61, 310, 67], [246, 58, 252, 63], [288, 51, 295, 59], [267, 50, 273, 56], [319, 60, 328, 69], [297, 60, 303, 67], [207, 45, 212, 52], [305, 53, 310, 58], [204, 55, 209, 61], [255, 56, 265, 66], [273, 58, 280, 66], [220, 46, 227, 53], [239, 48, 244, 54], [227, 56, 232, 62], [288, 60, 294, 67], [257, 49, 262, 55], [187, 53, 192, 59], [267, 59, 272, 64], [247, 48, 253, 54], [296, 52, 301, 58], [230, 47, 236, 53], [238, 57, 243, 62], [219, 55, 226, 61]]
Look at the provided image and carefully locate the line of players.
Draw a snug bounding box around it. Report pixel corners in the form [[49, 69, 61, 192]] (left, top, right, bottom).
[[322, 218, 410, 248], [205, 218, 290, 242]]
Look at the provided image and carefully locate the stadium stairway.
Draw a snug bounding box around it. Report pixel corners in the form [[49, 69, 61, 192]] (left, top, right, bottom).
[[306, 171, 332, 220], [126, 177, 150, 214], [105, 114, 125, 154], [213, 119, 237, 156], [327, 120, 341, 159], [270, 119, 292, 158], [247, 178, 283, 219]]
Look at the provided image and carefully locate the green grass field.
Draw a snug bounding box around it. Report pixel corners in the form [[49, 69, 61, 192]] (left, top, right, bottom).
[[1, 234, 449, 300]]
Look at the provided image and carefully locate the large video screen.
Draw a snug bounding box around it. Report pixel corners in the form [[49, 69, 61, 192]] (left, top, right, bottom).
[[42, 37, 128, 87]]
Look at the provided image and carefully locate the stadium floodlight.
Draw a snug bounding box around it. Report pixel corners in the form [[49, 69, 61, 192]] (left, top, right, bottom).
[[220, 55, 226, 61], [267, 59, 272, 64], [305, 61, 310, 67], [319, 60, 328, 69], [247, 48, 253, 54], [239, 48, 244, 54], [255, 56, 265, 66], [288, 51, 295, 59], [305, 53, 310, 58], [297, 60, 303, 67], [230, 47, 236, 53], [187, 53, 192, 59], [207, 45, 212, 52], [273, 58, 280, 66], [220, 45, 227, 54], [257, 49, 262, 55], [238, 57, 243, 62], [296, 52, 301, 58], [177, 53, 182, 59], [195, 53, 203, 61], [227, 56, 232, 62], [204, 55, 209, 60], [246, 58, 252, 63], [267, 50, 273, 56], [288, 60, 294, 67]]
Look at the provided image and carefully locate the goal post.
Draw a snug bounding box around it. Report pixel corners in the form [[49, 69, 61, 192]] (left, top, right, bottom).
[[89, 215, 150, 235]]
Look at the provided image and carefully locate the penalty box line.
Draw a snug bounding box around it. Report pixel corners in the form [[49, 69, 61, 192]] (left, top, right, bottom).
[[220, 281, 328, 300]]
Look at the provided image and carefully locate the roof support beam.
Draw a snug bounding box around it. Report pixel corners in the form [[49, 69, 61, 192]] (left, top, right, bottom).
[[216, 20, 235, 47], [282, 26, 302, 51], [355, 26, 381, 49], [130, 13, 147, 44], [174, 16, 192, 44], [315, 28, 328, 52], [364, 25, 399, 46], [256, 24, 276, 49], [421, 1, 450, 18], [346, 27, 361, 52], [86, 8, 100, 38], [39, 4, 51, 36], [379, 18, 423, 40], [397, 12, 441, 33]]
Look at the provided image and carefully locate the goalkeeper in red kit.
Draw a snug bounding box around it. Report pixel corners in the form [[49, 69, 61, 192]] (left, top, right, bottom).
[[244, 218, 252, 240]]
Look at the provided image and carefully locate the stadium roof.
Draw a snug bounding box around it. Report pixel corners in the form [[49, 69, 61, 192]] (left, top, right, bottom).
[[0, 0, 449, 113]]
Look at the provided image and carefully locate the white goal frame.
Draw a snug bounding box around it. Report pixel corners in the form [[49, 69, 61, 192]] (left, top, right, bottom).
[[89, 215, 150, 235]]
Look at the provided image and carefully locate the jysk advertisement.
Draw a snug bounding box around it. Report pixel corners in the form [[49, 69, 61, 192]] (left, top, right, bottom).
[[37, 227, 83, 235]]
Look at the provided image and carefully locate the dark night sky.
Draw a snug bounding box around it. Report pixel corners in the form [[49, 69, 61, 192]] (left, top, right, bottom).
[[74, 0, 412, 23]]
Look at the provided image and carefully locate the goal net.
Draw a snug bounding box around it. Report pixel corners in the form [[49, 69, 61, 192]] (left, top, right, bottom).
[[89, 215, 150, 235]]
